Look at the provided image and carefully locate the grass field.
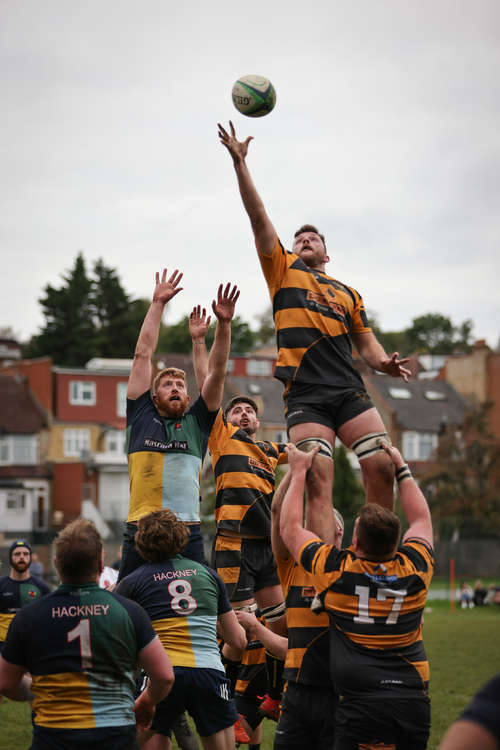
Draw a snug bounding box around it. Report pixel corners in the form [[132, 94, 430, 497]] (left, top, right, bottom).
[[1, 602, 499, 750]]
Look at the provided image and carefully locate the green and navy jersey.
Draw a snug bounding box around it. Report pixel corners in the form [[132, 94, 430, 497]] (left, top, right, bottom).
[[117, 555, 231, 671], [209, 410, 288, 536], [126, 391, 218, 523], [276, 554, 331, 687], [2, 582, 156, 729], [299, 537, 434, 697], [0, 574, 50, 643], [259, 236, 371, 389]]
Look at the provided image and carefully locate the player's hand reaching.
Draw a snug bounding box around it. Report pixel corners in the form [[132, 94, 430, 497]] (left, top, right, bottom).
[[152, 268, 183, 305], [286, 442, 320, 475], [379, 352, 411, 382], [218, 121, 253, 164], [235, 610, 259, 642], [189, 305, 211, 341], [212, 283, 240, 323], [380, 441, 406, 470]]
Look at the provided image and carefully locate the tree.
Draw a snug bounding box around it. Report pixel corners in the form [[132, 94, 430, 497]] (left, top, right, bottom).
[[24, 253, 97, 366], [405, 313, 473, 354], [420, 402, 500, 537], [253, 305, 275, 348], [24, 254, 149, 366]]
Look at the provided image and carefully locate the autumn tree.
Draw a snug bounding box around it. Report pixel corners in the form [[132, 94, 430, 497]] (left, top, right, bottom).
[[420, 402, 500, 537]]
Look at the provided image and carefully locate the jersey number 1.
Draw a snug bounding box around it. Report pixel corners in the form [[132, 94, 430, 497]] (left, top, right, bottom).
[[67, 618, 92, 669]]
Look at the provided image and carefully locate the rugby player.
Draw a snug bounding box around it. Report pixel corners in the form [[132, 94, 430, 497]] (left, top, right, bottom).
[[119, 268, 239, 579], [280, 442, 434, 750], [218, 121, 411, 514], [0, 519, 173, 750], [0, 540, 50, 652], [116, 508, 247, 750]]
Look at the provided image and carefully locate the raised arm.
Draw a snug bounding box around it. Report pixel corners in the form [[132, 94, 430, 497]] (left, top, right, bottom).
[[381, 443, 433, 547], [271, 469, 292, 561], [352, 330, 411, 382], [280, 444, 321, 562], [189, 305, 211, 392], [218, 121, 277, 256], [127, 269, 183, 400], [201, 283, 239, 411]]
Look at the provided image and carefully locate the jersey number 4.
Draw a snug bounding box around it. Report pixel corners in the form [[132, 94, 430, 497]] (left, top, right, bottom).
[[353, 585, 407, 625]]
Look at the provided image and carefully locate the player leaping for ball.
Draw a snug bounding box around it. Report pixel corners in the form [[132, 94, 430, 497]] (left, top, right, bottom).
[[218, 121, 411, 513]]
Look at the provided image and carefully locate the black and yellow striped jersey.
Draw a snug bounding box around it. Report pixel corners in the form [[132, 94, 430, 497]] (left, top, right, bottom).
[[235, 622, 267, 698], [2, 583, 156, 729], [276, 553, 331, 687], [259, 237, 371, 388], [298, 537, 434, 697], [209, 411, 288, 537]]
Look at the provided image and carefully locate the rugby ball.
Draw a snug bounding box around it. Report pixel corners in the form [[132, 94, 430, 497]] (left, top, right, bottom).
[[231, 74, 276, 118]]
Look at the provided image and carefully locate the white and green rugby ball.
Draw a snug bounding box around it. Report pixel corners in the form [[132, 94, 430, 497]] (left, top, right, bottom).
[[231, 74, 276, 118]]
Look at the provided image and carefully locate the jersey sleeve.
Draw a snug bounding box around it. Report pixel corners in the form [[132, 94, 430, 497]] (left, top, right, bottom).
[[189, 397, 219, 436], [207, 409, 234, 458], [275, 443, 289, 465], [126, 390, 153, 426], [461, 673, 500, 742], [350, 288, 372, 334], [298, 539, 344, 591], [2, 610, 28, 668], [258, 236, 295, 298]]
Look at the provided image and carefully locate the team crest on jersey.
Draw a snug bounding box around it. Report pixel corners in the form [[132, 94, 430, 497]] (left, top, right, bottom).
[[28, 589, 37, 598]]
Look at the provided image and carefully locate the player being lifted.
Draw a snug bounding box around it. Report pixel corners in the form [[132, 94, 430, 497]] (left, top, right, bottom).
[[218, 122, 411, 513]]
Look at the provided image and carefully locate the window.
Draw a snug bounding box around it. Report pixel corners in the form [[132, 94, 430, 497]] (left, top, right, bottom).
[[6, 491, 26, 511], [402, 431, 438, 461], [0, 435, 39, 465], [64, 429, 91, 457], [105, 429, 126, 454], [69, 381, 96, 406], [226, 359, 234, 373], [388, 387, 412, 399], [424, 390, 446, 401], [275, 431, 287, 443], [116, 382, 128, 417], [247, 359, 272, 376]]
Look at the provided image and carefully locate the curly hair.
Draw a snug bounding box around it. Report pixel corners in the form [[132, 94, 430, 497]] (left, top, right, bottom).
[[135, 509, 189, 563], [355, 504, 401, 559], [54, 518, 102, 582]]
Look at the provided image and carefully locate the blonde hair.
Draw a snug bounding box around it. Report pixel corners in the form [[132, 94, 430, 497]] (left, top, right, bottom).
[[152, 367, 186, 395]]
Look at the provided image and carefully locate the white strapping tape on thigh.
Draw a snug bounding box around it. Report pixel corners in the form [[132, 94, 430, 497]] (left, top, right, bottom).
[[260, 601, 286, 623], [295, 437, 333, 460], [350, 432, 391, 461]]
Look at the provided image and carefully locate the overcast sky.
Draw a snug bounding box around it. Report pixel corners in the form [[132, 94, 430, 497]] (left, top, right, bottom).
[[2, 0, 499, 350]]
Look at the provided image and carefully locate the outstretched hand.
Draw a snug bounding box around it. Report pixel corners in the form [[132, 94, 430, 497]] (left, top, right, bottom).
[[212, 283, 240, 322], [286, 442, 320, 474], [152, 269, 183, 305], [379, 352, 411, 382], [189, 305, 211, 340], [380, 441, 406, 469], [218, 121, 253, 164]]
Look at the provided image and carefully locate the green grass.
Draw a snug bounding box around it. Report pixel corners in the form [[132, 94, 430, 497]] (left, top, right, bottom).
[[2, 604, 499, 750]]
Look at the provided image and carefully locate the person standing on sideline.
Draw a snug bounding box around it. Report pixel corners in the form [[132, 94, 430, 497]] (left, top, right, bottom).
[[0, 540, 50, 652]]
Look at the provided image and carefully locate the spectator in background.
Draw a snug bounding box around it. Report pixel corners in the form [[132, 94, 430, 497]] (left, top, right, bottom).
[[460, 582, 474, 609], [29, 553, 44, 579], [473, 580, 487, 607]]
